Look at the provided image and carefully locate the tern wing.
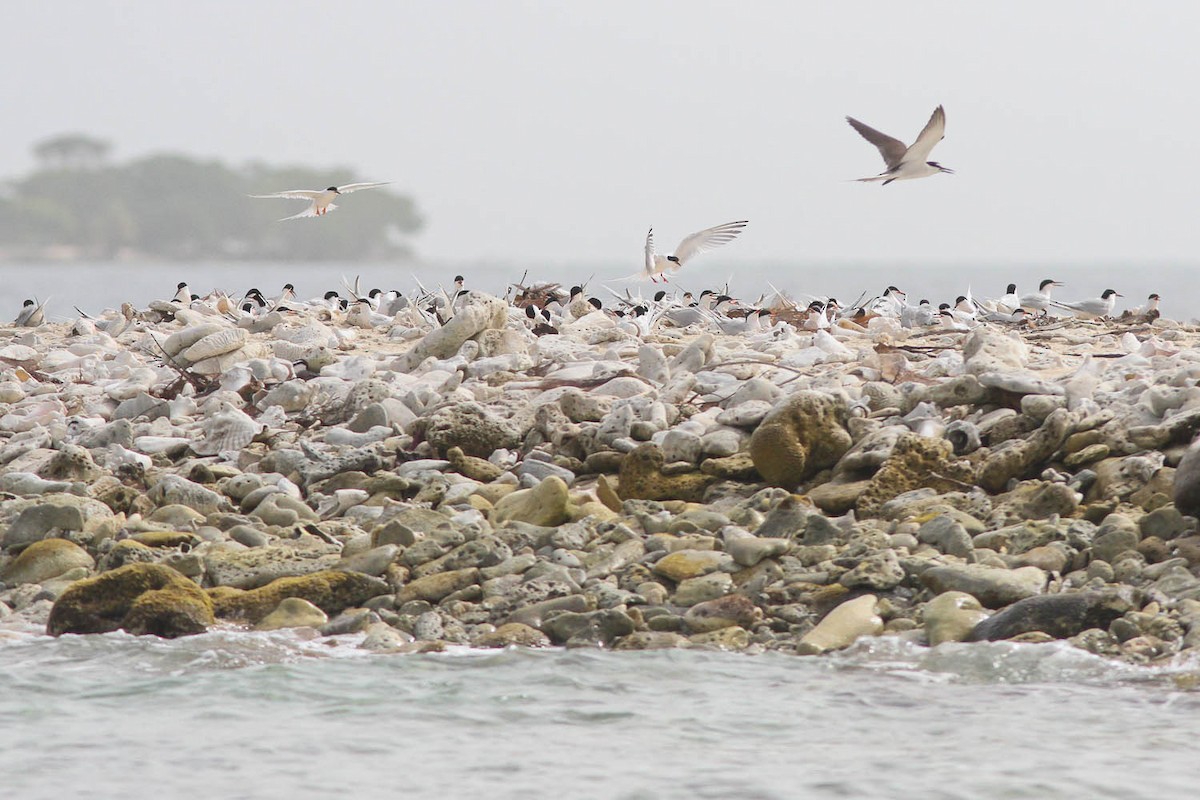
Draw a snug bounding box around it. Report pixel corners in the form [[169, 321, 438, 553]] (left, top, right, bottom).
[[902, 105, 946, 164], [249, 190, 322, 200], [644, 228, 656, 275], [280, 202, 335, 221], [672, 220, 748, 265], [336, 182, 390, 194], [846, 117, 908, 169]]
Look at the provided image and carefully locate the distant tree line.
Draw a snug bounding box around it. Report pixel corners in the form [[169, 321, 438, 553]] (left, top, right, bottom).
[[0, 133, 423, 261]]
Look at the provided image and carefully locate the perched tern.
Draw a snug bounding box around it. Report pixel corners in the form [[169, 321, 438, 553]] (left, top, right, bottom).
[[997, 283, 1020, 314], [984, 307, 1028, 324], [847, 105, 954, 185], [172, 282, 191, 304], [1126, 293, 1161, 322], [1019, 279, 1063, 313], [642, 220, 748, 282], [250, 182, 389, 221], [1052, 289, 1122, 319], [15, 298, 47, 327]]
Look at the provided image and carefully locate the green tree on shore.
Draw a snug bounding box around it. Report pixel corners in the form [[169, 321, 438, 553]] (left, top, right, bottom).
[[0, 135, 422, 261]]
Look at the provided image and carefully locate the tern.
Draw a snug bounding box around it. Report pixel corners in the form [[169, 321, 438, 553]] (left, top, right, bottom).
[[15, 298, 47, 327], [250, 182, 389, 221], [847, 105, 954, 184], [1125, 293, 1161, 322], [1052, 289, 1122, 319], [1019, 279, 1063, 313], [642, 220, 748, 282], [996, 283, 1020, 314]]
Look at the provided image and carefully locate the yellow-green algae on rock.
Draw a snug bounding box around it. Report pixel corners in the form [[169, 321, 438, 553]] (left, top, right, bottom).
[[207, 570, 389, 624], [47, 562, 213, 638]]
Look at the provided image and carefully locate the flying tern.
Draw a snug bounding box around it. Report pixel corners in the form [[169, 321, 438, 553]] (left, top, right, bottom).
[[642, 220, 748, 282], [250, 182, 389, 221], [847, 105, 954, 184]]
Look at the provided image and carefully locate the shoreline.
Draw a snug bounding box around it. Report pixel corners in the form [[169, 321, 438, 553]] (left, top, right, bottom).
[[1, 290, 1199, 665]]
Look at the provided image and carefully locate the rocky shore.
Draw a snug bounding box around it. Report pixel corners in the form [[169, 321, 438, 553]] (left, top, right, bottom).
[[2, 290, 1200, 664]]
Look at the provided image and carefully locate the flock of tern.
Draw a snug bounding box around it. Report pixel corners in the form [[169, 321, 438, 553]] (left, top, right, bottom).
[[15, 106, 1156, 330]]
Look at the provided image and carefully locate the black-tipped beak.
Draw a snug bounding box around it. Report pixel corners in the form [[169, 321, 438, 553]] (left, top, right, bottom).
[[940, 166, 956, 174]]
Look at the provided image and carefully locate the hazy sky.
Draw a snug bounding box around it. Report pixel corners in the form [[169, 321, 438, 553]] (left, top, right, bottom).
[[5, 2, 1199, 269]]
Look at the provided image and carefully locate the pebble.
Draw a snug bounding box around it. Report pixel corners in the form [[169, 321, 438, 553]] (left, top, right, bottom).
[[0, 288, 1186, 667]]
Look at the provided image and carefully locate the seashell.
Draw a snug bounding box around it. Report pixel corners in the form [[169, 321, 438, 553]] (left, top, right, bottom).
[[945, 419, 982, 455], [181, 327, 248, 363], [133, 435, 191, 455], [271, 321, 336, 347], [192, 401, 261, 456], [0, 344, 41, 364], [163, 323, 226, 357], [105, 443, 152, 472], [323, 426, 391, 447], [257, 381, 314, 413], [0, 381, 25, 403], [901, 401, 946, 438]]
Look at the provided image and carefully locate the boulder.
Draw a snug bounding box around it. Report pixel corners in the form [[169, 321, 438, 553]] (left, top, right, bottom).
[[397, 292, 507, 369], [920, 564, 1046, 608], [798, 594, 883, 654], [856, 434, 974, 517], [491, 477, 570, 527], [420, 402, 521, 458], [749, 391, 852, 491], [1, 539, 94, 585], [48, 563, 213, 638], [208, 570, 389, 624], [254, 597, 329, 630], [976, 408, 1076, 493], [966, 591, 1134, 642], [923, 591, 989, 645], [618, 444, 714, 502]]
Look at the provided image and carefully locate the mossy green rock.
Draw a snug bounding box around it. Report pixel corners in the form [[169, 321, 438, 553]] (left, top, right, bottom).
[[208, 570, 389, 624], [447, 446, 504, 482], [254, 597, 329, 630], [618, 444, 715, 502], [1, 538, 94, 585], [47, 563, 213, 638], [856, 434, 974, 518], [653, 549, 731, 582]]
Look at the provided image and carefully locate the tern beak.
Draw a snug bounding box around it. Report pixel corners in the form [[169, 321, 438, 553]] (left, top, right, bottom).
[[940, 166, 956, 174]]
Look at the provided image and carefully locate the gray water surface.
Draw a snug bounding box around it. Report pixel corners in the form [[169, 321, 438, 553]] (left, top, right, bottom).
[[2, 628, 1197, 800]]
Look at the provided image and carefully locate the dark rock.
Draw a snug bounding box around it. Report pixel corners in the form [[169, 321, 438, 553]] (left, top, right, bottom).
[[542, 608, 637, 647], [966, 590, 1135, 642]]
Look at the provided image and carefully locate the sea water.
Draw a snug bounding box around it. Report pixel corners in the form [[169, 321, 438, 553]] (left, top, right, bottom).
[[1, 625, 1198, 800]]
